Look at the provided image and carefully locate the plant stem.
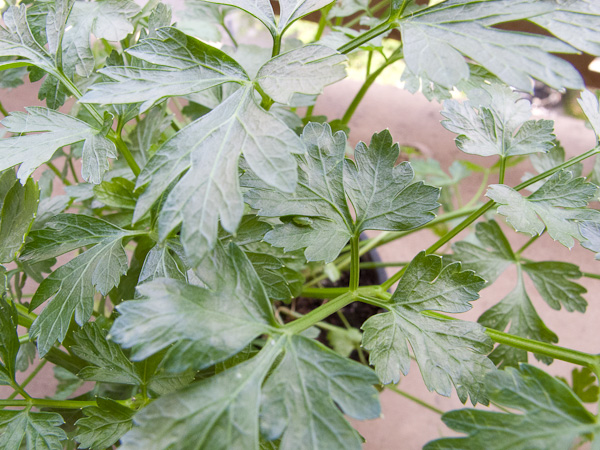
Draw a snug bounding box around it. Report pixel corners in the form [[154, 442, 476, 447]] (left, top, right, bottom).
[[114, 134, 141, 176], [302, 286, 352, 298], [8, 300, 36, 328], [255, 82, 274, 111], [284, 292, 355, 335], [386, 384, 444, 415], [9, 381, 31, 400], [0, 398, 110, 409], [360, 261, 408, 269], [337, 20, 394, 54], [345, 0, 389, 28], [380, 146, 600, 291], [314, 4, 333, 42], [582, 272, 600, 280], [498, 156, 507, 184], [6, 360, 48, 401], [515, 234, 541, 256], [67, 153, 80, 183], [341, 58, 394, 125], [0, 100, 9, 117], [279, 307, 356, 336], [221, 19, 238, 47], [46, 161, 71, 186], [272, 34, 282, 58], [349, 234, 360, 291]]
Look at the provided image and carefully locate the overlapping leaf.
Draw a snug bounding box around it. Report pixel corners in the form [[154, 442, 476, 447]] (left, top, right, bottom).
[[23, 214, 139, 356], [80, 27, 250, 112], [441, 83, 555, 157], [203, 0, 333, 36], [133, 85, 303, 266], [0, 296, 19, 384], [0, 107, 116, 183], [487, 169, 600, 248], [75, 398, 135, 450], [120, 334, 380, 450], [0, 410, 67, 450], [397, 0, 583, 90], [256, 45, 346, 104], [425, 364, 600, 450], [578, 89, 600, 139], [362, 252, 494, 404], [243, 123, 439, 263], [452, 220, 587, 367], [531, 0, 600, 56], [110, 243, 277, 372]]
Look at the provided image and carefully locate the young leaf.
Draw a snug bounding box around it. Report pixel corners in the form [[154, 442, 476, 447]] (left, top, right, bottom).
[[134, 85, 303, 266], [244, 124, 439, 262], [203, 0, 333, 37], [451, 220, 516, 286], [478, 271, 558, 368], [0, 177, 39, 263], [110, 243, 276, 372], [138, 244, 187, 285], [0, 296, 19, 383], [362, 252, 494, 405], [75, 398, 135, 450], [71, 322, 141, 385], [93, 177, 137, 210], [487, 170, 600, 248], [531, 1, 600, 56], [0, 107, 116, 183], [260, 335, 380, 450], [256, 45, 346, 105], [568, 367, 600, 403], [80, 27, 249, 112], [441, 83, 555, 157], [397, 0, 582, 91], [425, 364, 600, 450], [0, 410, 67, 450]]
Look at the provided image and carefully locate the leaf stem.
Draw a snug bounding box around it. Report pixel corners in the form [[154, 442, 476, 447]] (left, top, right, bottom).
[[0, 100, 9, 117], [313, 4, 333, 42], [337, 20, 394, 55], [498, 155, 507, 184], [114, 134, 141, 177], [349, 234, 360, 291], [345, 0, 389, 28], [272, 33, 282, 58], [582, 272, 600, 280], [46, 161, 71, 186], [221, 19, 238, 47], [515, 234, 541, 256], [360, 260, 408, 269], [386, 384, 444, 415], [284, 292, 356, 335], [0, 398, 119, 409], [380, 146, 600, 291]]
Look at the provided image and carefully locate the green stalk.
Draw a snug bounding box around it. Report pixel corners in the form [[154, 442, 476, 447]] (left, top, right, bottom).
[[46, 161, 71, 186], [360, 260, 408, 269], [67, 153, 80, 183], [337, 20, 394, 54], [255, 82, 274, 111], [582, 272, 600, 280], [349, 234, 360, 291], [8, 300, 36, 328], [272, 34, 282, 58], [279, 307, 358, 337], [498, 156, 507, 184], [380, 146, 600, 291], [386, 384, 444, 415], [0, 100, 9, 117], [221, 19, 238, 47], [515, 234, 541, 256], [345, 1, 390, 28], [0, 398, 112, 409], [114, 134, 141, 176], [314, 4, 333, 42], [284, 292, 355, 334]]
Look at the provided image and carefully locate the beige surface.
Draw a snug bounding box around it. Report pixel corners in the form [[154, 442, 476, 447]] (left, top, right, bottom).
[[1, 77, 599, 449]]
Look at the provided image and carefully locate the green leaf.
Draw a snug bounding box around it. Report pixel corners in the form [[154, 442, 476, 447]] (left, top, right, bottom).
[[451, 220, 515, 286], [138, 244, 187, 285], [531, 1, 600, 56], [0, 296, 19, 383], [244, 124, 439, 262], [203, 0, 333, 36], [578, 89, 600, 140], [260, 335, 380, 450], [362, 252, 494, 404], [256, 45, 346, 105], [522, 261, 587, 313], [580, 220, 600, 259], [119, 339, 283, 450], [134, 85, 303, 265], [61, 0, 140, 78], [0, 410, 67, 450], [0, 6, 56, 76], [441, 83, 555, 157], [0, 107, 116, 183], [398, 0, 583, 91], [71, 322, 141, 385], [478, 270, 558, 368], [52, 366, 84, 400], [425, 364, 600, 450], [21, 213, 135, 263], [93, 177, 137, 210], [110, 243, 276, 372], [80, 27, 249, 112], [75, 398, 135, 450], [487, 170, 600, 248], [28, 216, 137, 356], [0, 177, 39, 263]]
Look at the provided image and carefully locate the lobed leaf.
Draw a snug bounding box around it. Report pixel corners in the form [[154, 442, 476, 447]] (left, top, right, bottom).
[[75, 398, 135, 450], [0, 410, 67, 450]]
